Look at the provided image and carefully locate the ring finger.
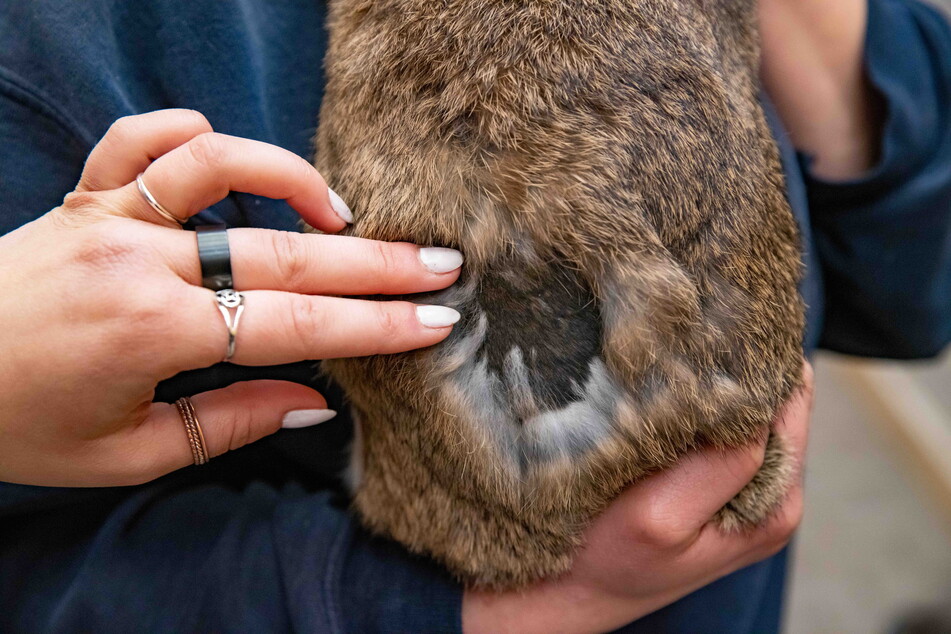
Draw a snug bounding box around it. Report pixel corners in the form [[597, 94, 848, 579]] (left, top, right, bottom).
[[181, 286, 462, 369]]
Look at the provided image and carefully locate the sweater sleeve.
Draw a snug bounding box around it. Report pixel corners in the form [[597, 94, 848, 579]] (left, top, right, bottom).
[[0, 479, 461, 634], [0, 70, 462, 634], [808, 0, 951, 359], [0, 68, 89, 234]]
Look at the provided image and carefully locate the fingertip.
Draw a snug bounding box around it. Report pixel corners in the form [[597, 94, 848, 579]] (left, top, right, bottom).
[[438, 269, 463, 290], [281, 409, 338, 429], [418, 247, 464, 275], [225, 379, 329, 410], [425, 324, 457, 344], [417, 248, 464, 291], [183, 381, 332, 457], [289, 194, 349, 234], [179, 108, 214, 127], [416, 305, 462, 329], [287, 169, 351, 233], [327, 188, 354, 223], [157, 108, 214, 136], [378, 302, 460, 353], [370, 302, 458, 355]]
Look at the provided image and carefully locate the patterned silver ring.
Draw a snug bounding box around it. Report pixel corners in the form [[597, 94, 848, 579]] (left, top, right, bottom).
[[215, 289, 245, 362]]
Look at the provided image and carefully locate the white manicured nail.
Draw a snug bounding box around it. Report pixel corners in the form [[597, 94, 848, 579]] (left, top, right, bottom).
[[416, 305, 461, 328], [327, 188, 353, 223], [281, 409, 337, 429], [419, 247, 464, 274]]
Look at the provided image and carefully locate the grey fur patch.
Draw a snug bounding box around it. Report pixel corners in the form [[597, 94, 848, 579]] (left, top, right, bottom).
[[518, 357, 623, 466], [420, 248, 621, 471], [439, 312, 622, 471]]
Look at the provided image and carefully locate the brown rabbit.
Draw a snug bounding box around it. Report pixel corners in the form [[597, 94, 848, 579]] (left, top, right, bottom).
[[312, 0, 805, 589]]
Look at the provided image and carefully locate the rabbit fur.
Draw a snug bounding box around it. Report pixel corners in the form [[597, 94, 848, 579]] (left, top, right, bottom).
[[311, 0, 805, 589]]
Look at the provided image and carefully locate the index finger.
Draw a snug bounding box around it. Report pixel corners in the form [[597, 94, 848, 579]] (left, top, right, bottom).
[[686, 363, 815, 566], [623, 436, 769, 541], [623, 361, 814, 537], [114, 132, 351, 231], [77, 110, 214, 192]]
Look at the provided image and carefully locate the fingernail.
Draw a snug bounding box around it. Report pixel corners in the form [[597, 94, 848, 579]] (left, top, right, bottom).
[[327, 188, 353, 224], [281, 409, 337, 429], [416, 305, 461, 328], [419, 247, 464, 274]]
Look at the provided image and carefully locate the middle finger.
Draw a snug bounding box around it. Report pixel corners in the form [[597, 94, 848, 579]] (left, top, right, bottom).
[[165, 228, 464, 295]]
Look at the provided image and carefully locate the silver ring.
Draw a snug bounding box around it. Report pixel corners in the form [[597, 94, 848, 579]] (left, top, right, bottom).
[[135, 173, 183, 225], [215, 289, 245, 362]]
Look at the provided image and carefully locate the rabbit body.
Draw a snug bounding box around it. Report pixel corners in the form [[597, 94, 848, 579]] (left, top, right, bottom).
[[314, 0, 805, 589]]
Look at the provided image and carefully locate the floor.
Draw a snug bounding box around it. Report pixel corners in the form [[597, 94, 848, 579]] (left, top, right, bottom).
[[785, 354, 951, 634]]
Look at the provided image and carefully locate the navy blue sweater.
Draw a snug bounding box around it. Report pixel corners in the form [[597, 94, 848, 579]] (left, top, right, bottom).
[[1, 0, 949, 632]]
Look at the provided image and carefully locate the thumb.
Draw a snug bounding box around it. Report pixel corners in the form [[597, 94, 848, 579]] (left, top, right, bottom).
[[133, 380, 335, 480]]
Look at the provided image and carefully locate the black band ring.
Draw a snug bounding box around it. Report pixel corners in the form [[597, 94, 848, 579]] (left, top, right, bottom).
[[195, 224, 234, 291]]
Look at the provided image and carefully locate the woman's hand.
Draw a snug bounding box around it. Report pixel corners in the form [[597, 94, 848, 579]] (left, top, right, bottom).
[[759, 0, 884, 180], [0, 109, 463, 487], [464, 363, 814, 634]]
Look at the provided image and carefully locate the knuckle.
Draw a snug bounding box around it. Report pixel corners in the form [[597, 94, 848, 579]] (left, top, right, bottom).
[[102, 287, 173, 355], [61, 190, 105, 216], [270, 230, 312, 290], [47, 206, 79, 230], [70, 223, 140, 273], [191, 337, 226, 369], [633, 521, 693, 552], [219, 382, 263, 453], [116, 445, 163, 486], [105, 115, 138, 146], [286, 295, 324, 347], [227, 412, 255, 453], [729, 443, 767, 482], [371, 240, 400, 281], [762, 490, 804, 552], [187, 132, 227, 171], [188, 305, 231, 366], [625, 499, 695, 551], [374, 302, 404, 341], [177, 108, 212, 133], [125, 284, 169, 327], [88, 407, 164, 485]]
